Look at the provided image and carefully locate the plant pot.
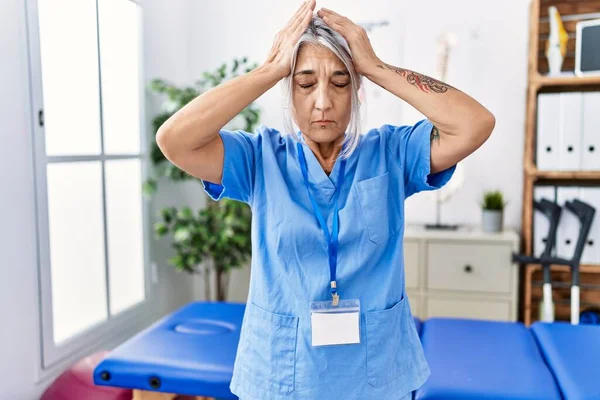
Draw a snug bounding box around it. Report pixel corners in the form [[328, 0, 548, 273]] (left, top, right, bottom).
[[482, 209, 503, 233]]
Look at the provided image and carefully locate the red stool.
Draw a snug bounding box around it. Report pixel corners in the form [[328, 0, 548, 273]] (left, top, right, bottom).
[[41, 351, 131, 400]]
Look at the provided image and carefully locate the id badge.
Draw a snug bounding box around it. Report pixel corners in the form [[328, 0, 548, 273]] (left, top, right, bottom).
[[309, 298, 360, 346]]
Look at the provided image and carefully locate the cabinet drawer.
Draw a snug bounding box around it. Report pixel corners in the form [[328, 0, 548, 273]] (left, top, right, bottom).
[[426, 297, 512, 321], [404, 240, 419, 289], [427, 242, 512, 293]]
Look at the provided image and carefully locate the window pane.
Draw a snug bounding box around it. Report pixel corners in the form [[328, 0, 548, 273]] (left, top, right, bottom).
[[98, 0, 142, 155], [38, 0, 102, 156], [105, 159, 145, 315], [47, 162, 107, 345]]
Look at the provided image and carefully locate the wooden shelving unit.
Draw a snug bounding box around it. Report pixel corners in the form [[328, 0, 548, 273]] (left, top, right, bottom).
[[521, 0, 600, 326]]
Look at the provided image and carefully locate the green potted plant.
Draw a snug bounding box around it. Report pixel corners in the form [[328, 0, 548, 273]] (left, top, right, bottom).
[[480, 190, 506, 233], [145, 57, 260, 301]]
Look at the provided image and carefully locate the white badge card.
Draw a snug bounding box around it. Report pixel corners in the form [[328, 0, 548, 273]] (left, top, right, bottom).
[[310, 299, 360, 346]]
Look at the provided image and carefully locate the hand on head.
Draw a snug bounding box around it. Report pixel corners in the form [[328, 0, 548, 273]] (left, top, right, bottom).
[[316, 7, 380, 75], [264, 0, 316, 79], [264, 1, 380, 79]]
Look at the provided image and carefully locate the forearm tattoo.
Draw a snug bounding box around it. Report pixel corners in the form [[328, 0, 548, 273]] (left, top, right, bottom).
[[377, 63, 453, 93], [431, 125, 440, 142]]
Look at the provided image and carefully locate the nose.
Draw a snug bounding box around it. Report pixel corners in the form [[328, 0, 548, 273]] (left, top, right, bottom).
[[314, 84, 333, 112]]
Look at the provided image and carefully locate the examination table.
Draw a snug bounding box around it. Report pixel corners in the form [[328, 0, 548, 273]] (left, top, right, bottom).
[[93, 301, 600, 400]]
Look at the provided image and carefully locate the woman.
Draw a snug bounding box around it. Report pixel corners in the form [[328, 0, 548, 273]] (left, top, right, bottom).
[[156, 1, 495, 399]]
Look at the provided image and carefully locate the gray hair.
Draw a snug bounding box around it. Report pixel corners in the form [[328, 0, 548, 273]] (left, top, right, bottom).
[[281, 16, 364, 159]]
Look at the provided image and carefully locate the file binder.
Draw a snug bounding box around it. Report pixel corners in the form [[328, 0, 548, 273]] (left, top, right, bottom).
[[580, 187, 600, 264], [582, 91, 600, 171], [536, 93, 560, 171], [558, 92, 583, 171]]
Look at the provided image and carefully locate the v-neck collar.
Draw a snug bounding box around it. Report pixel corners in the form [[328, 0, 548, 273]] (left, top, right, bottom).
[[297, 132, 342, 194]]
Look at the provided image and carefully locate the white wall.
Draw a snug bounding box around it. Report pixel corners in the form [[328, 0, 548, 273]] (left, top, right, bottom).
[[0, 0, 195, 398], [184, 0, 529, 231], [143, 0, 202, 313], [401, 0, 529, 230]]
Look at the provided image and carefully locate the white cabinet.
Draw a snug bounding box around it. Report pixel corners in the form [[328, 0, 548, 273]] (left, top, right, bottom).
[[404, 225, 520, 322], [426, 296, 512, 321], [404, 240, 420, 289]]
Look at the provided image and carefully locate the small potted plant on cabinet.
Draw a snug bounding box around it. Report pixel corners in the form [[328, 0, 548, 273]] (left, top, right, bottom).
[[480, 190, 506, 233]]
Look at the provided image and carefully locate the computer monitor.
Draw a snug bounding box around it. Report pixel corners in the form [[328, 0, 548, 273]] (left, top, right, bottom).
[[575, 18, 600, 77]]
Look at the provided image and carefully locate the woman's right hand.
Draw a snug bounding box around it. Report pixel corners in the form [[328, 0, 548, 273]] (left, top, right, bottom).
[[264, 0, 315, 79]]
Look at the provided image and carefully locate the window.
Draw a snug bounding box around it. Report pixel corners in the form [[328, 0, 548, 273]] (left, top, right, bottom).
[[26, 0, 151, 368]]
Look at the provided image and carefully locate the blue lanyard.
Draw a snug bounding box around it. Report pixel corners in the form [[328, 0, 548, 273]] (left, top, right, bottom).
[[297, 142, 347, 305]]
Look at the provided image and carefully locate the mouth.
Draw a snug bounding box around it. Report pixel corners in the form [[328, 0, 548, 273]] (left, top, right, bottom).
[[314, 120, 334, 124]]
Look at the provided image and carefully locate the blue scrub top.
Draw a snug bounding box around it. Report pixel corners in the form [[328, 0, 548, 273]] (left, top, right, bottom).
[[202, 119, 455, 400]]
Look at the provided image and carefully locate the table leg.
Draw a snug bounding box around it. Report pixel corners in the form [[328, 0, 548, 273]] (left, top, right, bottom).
[[132, 390, 216, 400], [132, 390, 176, 400]]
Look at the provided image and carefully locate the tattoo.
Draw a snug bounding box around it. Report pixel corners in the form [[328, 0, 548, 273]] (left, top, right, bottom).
[[377, 63, 453, 93], [430, 125, 440, 142]]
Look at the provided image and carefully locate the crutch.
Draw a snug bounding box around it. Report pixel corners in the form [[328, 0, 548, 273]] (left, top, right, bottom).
[[513, 198, 562, 322], [563, 199, 595, 324], [514, 199, 595, 324], [537, 199, 562, 322]]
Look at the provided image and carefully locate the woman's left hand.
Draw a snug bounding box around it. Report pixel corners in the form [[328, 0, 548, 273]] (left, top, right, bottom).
[[317, 8, 380, 75]]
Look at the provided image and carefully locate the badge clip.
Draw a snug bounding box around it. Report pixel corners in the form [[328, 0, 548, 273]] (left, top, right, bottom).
[[332, 292, 339, 306], [331, 280, 339, 306]]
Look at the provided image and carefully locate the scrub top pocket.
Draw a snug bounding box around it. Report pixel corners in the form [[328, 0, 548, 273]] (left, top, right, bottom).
[[354, 172, 403, 245], [240, 301, 299, 395], [364, 296, 421, 388]]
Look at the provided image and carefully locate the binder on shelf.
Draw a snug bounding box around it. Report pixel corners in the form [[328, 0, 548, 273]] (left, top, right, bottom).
[[558, 92, 583, 171], [533, 186, 556, 258], [556, 187, 581, 260], [582, 91, 600, 171], [536, 93, 560, 171], [580, 187, 600, 265], [536, 92, 588, 171]]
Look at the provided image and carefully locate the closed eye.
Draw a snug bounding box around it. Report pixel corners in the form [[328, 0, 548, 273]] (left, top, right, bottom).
[[299, 83, 349, 89]]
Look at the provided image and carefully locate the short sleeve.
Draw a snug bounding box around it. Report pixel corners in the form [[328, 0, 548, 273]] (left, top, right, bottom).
[[383, 119, 456, 198], [201, 128, 262, 204]]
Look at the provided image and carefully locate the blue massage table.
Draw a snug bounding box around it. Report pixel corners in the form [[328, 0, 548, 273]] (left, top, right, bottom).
[[94, 302, 244, 399], [416, 318, 562, 400], [94, 301, 600, 399], [531, 322, 600, 400]]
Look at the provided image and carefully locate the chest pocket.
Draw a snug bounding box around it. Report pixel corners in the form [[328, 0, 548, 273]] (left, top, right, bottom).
[[239, 301, 299, 395], [354, 172, 403, 244]]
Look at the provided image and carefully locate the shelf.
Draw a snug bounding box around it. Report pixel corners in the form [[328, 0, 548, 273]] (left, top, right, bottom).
[[532, 73, 600, 90], [528, 170, 600, 182], [551, 299, 600, 308], [525, 264, 600, 272], [532, 280, 600, 291]]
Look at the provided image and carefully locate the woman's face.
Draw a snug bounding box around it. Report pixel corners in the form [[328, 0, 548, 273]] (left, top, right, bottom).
[[291, 44, 353, 145]]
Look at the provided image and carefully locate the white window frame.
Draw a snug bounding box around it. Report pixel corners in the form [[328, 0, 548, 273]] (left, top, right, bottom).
[[24, 0, 154, 376]]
